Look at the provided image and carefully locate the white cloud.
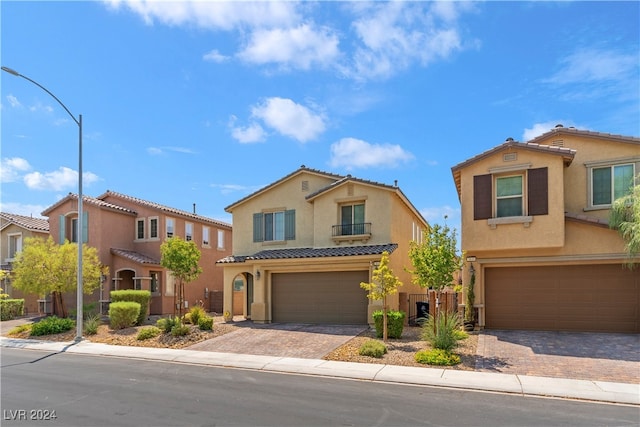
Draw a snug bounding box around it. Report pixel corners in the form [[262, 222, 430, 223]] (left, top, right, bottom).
[[210, 183, 263, 196], [522, 121, 581, 142], [329, 137, 414, 170], [147, 146, 196, 155], [23, 167, 99, 191], [231, 122, 266, 144], [6, 94, 22, 108], [545, 49, 638, 85], [251, 97, 326, 143], [203, 49, 229, 63], [1, 157, 32, 182], [237, 24, 340, 71], [0, 202, 47, 218], [420, 205, 460, 225]]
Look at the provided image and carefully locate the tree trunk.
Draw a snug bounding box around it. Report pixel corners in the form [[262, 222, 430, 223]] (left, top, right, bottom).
[[382, 296, 388, 342], [56, 291, 67, 318]]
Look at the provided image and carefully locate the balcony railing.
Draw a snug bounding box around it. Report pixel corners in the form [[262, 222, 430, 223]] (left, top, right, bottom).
[[332, 222, 371, 237]]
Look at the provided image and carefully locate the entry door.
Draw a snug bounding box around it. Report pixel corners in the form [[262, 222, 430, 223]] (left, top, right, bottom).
[[247, 274, 254, 317]]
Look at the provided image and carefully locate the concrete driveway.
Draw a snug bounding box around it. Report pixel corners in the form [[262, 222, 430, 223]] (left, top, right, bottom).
[[187, 322, 367, 359]]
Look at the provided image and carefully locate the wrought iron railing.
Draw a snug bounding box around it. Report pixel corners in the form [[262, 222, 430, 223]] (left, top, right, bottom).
[[332, 222, 371, 237]]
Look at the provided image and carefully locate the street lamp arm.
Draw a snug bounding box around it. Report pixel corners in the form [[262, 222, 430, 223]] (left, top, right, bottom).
[[2, 66, 79, 126]]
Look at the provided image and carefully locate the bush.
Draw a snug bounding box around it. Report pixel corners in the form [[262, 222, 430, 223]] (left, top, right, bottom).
[[110, 290, 151, 326], [182, 313, 192, 324], [137, 326, 162, 340], [372, 310, 405, 339], [188, 305, 207, 326], [156, 316, 181, 333], [7, 324, 31, 335], [420, 311, 462, 351], [415, 349, 461, 366], [198, 316, 213, 331], [171, 323, 190, 337], [0, 299, 24, 321], [84, 313, 102, 335], [30, 316, 74, 336], [358, 340, 387, 358], [109, 301, 141, 330]]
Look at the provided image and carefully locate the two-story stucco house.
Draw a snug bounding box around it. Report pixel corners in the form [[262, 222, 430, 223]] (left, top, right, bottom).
[[451, 125, 639, 333], [216, 166, 430, 325], [41, 191, 232, 316], [0, 212, 50, 315]]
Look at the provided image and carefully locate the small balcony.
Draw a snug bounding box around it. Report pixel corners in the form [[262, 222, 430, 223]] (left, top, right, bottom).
[[331, 223, 372, 244]]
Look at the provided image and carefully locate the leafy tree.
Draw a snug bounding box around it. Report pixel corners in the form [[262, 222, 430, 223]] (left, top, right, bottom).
[[407, 221, 463, 326], [160, 236, 202, 318], [360, 251, 402, 341], [12, 236, 103, 318], [609, 181, 640, 265]]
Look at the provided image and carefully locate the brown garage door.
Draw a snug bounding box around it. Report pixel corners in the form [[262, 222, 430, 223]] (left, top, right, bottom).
[[485, 265, 639, 333], [272, 271, 369, 324]]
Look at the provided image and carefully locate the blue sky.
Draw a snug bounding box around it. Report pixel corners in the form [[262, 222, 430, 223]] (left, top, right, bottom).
[[2, 1, 639, 237]]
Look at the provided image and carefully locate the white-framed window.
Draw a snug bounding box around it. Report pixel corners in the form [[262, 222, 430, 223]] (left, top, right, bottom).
[[495, 175, 523, 217], [340, 202, 366, 235], [202, 226, 210, 247], [136, 218, 145, 240], [217, 229, 225, 250], [265, 211, 284, 241], [7, 233, 22, 260], [166, 217, 175, 238], [591, 163, 635, 207], [253, 210, 295, 242], [185, 222, 193, 241], [149, 217, 159, 239]]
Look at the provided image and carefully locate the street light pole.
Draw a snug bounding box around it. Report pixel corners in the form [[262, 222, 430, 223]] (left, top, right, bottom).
[[2, 66, 84, 342]]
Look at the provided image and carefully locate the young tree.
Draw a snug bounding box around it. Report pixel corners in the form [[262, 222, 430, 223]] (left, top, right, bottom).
[[609, 181, 640, 265], [160, 236, 202, 318], [360, 251, 402, 341], [12, 236, 103, 318], [407, 222, 463, 324]]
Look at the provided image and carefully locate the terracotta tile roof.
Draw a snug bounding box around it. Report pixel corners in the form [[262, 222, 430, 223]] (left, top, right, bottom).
[[528, 126, 640, 146], [41, 193, 138, 216], [564, 212, 610, 229], [0, 212, 49, 232], [99, 190, 231, 229], [110, 248, 161, 265], [216, 243, 398, 264]]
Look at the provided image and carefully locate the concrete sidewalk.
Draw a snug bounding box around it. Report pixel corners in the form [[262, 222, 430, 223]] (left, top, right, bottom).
[[2, 336, 638, 406]]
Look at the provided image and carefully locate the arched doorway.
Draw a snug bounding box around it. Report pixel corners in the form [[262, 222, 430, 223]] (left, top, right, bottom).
[[232, 273, 254, 317], [115, 269, 136, 291]]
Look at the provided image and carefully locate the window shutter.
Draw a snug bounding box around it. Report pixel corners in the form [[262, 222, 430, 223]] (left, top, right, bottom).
[[59, 215, 66, 243], [285, 209, 295, 240], [253, 213, 264, 242], [528, 167, 548, 216], [82, 211, 89, 243], [473, 174, 492, 220]]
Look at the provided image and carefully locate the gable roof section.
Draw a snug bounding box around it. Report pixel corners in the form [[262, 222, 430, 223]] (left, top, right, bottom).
[[111, 248, 160, 265], [224, 165, 343, 212], [41, 193, 138, 217], [0, 212, 49, 233], [216, 243, 398, 264], [528, 126, 640, 146], [450, 139, 577, 199], [98, 190, 232, 229]]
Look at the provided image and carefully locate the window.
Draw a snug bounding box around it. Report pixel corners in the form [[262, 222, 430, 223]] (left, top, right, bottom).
[[134, 278, 142, 290], [71, 218, 79, 243], [341, 203, 365, 235], [7, 233, 22, 260], [166, 218, 175, 238], [59, 213, 88, 244], [253, 210, 295, 242], [217, 229, 225, 250], [136, 218, 145, 240], [496, 175, 523, 217], [592, 164, 634, 206], [202, 226, 210, 246], [149, 217, 159, 239], [185, 222, 193, 241], [150, 271, 161, 294]]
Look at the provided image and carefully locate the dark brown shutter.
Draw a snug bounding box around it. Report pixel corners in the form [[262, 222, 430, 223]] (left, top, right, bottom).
[[474, 174, 492, 220], [528, 167, 548, 216]]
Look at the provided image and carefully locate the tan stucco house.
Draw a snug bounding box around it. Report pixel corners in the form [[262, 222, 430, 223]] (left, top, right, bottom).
[[451, 125, 639, 333], [41, 191, 232, 316], [0, 212, 50, 315], [216, 166, 429, 325]]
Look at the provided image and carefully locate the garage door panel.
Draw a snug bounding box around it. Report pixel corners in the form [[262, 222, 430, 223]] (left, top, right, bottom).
[[486, 265, 639, 333]]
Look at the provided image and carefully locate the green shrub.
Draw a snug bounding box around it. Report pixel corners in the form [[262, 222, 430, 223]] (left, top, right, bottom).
[[109, 301, 141, 330], [358, 340, 387, 358], [0, 298, 24, 321], [30, 316, 74, 336], [188, 305, 207, 326], [372, 310, 405, 339], [171, 323, 190, 337], [198, 316, 213, 331], [420, 311, 462, 351], [84, 313, 102, 335], [137, 326, 162, 340], [110, 290, 151, 326], [182, 312, 192, 324], [415, 349, 461, 366], [7, 324, 31, 335], [156, 316, 181, 333]]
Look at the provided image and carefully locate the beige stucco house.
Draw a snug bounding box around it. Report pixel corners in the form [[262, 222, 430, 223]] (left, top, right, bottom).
[[0, 212, 50, 315], [217, 166, 429, 325], [451, 125, 639, 333], [41, 191, 232, 316]]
